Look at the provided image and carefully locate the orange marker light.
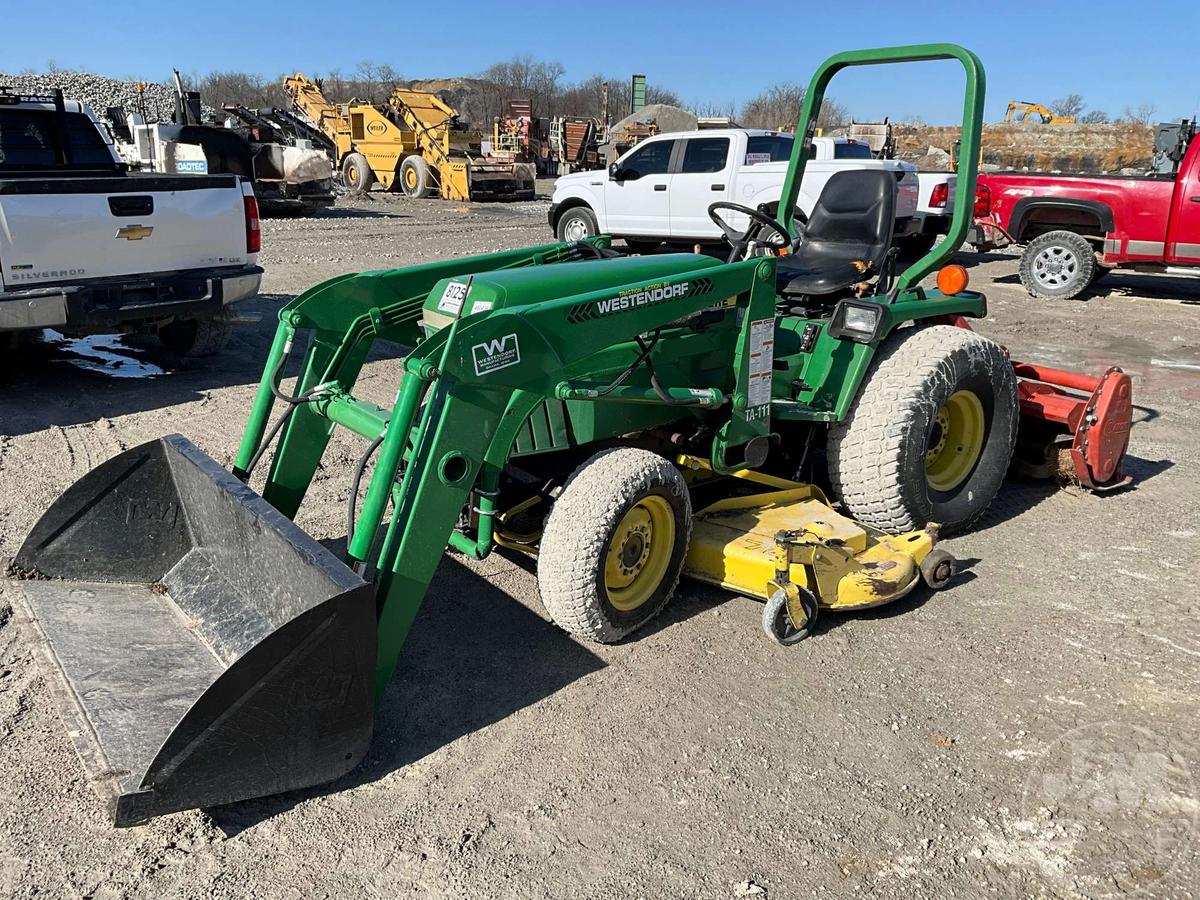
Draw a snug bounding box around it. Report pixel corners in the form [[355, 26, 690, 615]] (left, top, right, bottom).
[[937, 265, 969, 296]]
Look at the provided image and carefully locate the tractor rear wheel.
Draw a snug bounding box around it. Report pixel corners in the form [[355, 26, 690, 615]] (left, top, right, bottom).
[[399, 156, 431, 198], [827, 325, 1019, 535], [538, 448, 692, 643], [342, 153, 374, 195]]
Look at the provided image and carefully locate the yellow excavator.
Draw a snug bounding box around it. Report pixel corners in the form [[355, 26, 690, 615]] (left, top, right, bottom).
[[1004, 100, 1076, 125], [283, 73, 535, 201]]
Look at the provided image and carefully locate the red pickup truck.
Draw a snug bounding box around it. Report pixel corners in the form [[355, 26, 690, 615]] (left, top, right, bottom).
[[972, 119, 1200, 299]]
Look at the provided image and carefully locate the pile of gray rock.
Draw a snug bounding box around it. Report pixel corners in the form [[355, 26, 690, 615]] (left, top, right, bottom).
[[0, 70, 212, 120]]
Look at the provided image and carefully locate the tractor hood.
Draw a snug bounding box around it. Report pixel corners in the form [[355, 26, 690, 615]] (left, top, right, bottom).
[[421, 252, 723, 332]]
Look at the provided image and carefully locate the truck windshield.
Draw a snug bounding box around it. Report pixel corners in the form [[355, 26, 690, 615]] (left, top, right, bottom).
[[0, 109, 117, 171]]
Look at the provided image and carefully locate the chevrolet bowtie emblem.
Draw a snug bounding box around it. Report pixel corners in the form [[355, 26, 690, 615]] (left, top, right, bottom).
[[115, 225, 154, 240]]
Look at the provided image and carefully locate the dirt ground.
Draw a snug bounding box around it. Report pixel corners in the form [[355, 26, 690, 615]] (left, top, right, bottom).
[[1, 186, 1198, 899]]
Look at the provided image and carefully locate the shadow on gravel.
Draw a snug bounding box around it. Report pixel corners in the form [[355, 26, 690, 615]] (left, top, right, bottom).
[[971, 455, 1171, 535], [988, 269, 1200, 305], [206, 553, 605, 836], [0, 294, 293, 437], [313, 207, 414, 220]]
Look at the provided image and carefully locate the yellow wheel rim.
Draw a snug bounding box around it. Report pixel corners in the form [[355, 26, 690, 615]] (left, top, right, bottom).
[[347, 166, 358, 185], [405, 167, 417, 190], [925, 390, 986, 492], [604, 496, 675, 612]]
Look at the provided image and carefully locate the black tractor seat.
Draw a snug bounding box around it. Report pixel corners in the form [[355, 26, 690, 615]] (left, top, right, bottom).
[[775, 169, 896, 297]]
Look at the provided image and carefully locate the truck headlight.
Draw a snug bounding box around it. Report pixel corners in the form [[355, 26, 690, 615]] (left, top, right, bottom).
[[829, 300, 884, 343]]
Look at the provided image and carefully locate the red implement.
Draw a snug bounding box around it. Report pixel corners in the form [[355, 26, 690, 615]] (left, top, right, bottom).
[[942, 317, 1134, 491]]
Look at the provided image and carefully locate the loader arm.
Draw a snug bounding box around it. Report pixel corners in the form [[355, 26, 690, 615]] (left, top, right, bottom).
[[233, 249, 779, 695]]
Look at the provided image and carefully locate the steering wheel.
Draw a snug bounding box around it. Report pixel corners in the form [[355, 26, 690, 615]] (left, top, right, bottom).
[[708, 202, 793, 262]]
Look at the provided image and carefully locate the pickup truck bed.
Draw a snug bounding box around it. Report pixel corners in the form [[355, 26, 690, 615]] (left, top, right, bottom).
[[0, 89, 262, 356]]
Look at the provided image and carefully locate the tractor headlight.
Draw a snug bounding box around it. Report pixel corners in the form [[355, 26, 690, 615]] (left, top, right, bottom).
[[829, 300, 884, 344]]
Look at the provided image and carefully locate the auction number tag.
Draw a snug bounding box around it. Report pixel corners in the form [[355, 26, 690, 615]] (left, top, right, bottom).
[[438, 281, 470, 314]]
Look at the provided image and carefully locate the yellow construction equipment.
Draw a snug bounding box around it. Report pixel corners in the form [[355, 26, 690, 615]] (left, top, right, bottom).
[[283, 73, 535, 201], [1004, 100, 1076, 125]]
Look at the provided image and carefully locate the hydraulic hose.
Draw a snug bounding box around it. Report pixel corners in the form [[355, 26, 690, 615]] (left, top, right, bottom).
[[635, 335, 704, 406], [346, 432, 386, 551], [242, 330, 329, 478]]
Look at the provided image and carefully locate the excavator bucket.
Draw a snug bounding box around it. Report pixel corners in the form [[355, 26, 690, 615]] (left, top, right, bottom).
[[7, 435, 376, 827]]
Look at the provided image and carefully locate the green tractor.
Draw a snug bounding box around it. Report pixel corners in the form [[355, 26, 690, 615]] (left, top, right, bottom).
[[8, 45, 1133, 826]]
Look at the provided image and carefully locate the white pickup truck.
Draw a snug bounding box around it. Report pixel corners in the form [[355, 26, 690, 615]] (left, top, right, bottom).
[[0, 88, 262, 357], [549, 130, 919, 250]]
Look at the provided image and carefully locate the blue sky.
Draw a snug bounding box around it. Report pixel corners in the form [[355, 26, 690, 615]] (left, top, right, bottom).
[[5, 0, 1196, 123]]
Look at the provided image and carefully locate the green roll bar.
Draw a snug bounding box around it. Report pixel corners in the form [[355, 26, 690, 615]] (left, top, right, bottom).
[[775, 43, 985, 297]]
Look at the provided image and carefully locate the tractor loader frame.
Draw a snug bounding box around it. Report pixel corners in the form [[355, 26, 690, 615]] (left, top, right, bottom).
[[9, 45, 1134, 826]]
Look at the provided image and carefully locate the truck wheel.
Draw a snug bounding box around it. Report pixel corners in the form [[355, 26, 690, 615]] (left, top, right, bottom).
[[157, 318, 232, 358], [399, 156, 431, 198], [827, 325, 1019, 535], [1019, 230, 1096, 299], [537, 448, 692, 643], [341, 153, 374, 195], [556, 206, 598, 242]]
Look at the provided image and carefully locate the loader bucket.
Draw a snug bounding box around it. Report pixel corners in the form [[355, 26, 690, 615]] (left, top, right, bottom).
[[7, 435, 376, 827]]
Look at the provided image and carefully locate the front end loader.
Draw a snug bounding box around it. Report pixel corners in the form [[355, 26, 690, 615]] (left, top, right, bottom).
[[8, 45, 1134, 826]]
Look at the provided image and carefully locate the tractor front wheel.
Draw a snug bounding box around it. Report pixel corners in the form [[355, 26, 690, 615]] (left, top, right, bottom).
[[538, 448, 692, 643], [827, 325, 1019, 535]]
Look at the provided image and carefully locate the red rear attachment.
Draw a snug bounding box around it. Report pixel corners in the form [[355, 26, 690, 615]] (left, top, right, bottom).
[[943, 317, 1134, 491]]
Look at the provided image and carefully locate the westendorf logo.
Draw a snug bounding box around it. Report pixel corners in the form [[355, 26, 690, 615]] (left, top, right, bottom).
[[471, 334, 521, 376], [595, 282, 690, 315]]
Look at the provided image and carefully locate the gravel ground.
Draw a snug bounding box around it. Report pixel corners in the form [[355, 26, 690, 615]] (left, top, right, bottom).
[[1, 187, 1198, 899]]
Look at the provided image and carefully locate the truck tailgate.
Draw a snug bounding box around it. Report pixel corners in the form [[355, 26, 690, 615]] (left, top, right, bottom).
[[0, 175, 251, 288]]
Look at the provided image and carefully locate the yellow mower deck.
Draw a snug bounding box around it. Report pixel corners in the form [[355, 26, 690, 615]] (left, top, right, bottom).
[[683, 467, 938, 609]]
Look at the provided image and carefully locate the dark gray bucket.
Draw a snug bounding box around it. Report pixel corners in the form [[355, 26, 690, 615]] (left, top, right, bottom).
[[8, 435, 376, 826]]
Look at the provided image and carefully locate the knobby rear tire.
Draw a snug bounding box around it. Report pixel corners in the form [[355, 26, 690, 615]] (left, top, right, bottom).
[[827, 325, 1019, 535]]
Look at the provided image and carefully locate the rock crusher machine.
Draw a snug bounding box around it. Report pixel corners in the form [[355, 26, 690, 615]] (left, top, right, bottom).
[[8, 46, 1133, 826]]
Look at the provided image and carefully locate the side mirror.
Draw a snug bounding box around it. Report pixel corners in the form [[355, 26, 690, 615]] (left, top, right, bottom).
[[608, 162, 621, 180]]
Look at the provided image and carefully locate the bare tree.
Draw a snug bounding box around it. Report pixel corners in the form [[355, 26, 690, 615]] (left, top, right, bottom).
[[692, 100, 737, 119], [1051, 94, 1086, 119], [1119, 103, 1157, 125], [476, 56, 566, 120], [190, 71, 288, 109], [645, 84, 682, 109], [1080, 109, 1110, 124], [740, 83, 848, 130]]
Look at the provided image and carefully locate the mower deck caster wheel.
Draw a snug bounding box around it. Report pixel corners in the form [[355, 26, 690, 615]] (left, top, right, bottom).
[[920, 548, 956, 590], [762, 586, 818, 646]]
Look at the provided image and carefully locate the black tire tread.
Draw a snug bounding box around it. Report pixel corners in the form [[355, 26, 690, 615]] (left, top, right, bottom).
[[555, 205, 599, 242], [827, 325, 1018, 534], [1018, 230, 1096, 299]]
